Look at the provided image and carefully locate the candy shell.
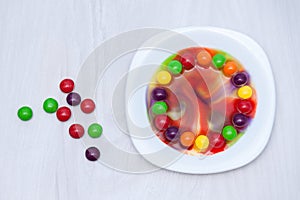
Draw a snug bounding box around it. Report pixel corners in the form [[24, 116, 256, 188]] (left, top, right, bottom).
[[196, 50, 212, 67], [151, 88, 167, 101], [69, 124, 85, 139], [88, 123, 103, 138], [237, 86, 253, 99], [85, 147, 100, 161], [180, 131, 195, 147], [223, 61, 238, 76], [180, 53, 195, 70], [154, 115, 170, 130], [151, 101, 168, 115], [156, 70, 172, 85], [80, 99, 96, 114], [222, 125, 237, 141], [56, 106, 71, 122], [194, 135, 209, 151], [164, 126, 179, 141], [43, 98, 58, 113], [18, 106, 33, 121], [167, 60, 183, 75], [60, 79, 74, 93], [212, 54, 226, 68]]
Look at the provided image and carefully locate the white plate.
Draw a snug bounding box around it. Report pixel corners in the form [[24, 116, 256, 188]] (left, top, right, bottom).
[[126, 27, 276, 174]]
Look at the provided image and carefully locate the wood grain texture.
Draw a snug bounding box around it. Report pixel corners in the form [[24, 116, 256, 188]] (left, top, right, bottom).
[[0, 0, 299, 199]]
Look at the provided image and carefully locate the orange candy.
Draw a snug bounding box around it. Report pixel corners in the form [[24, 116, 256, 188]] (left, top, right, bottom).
[[196, 50, 212, 67], [223, 61, 238, 76], [180, 131, 195, 147]]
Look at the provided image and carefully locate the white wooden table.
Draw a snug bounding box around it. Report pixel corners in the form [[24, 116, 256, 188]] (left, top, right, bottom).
[[0, 0, 299, 199]]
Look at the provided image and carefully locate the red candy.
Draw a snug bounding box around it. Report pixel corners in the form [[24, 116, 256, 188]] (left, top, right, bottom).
[[69, 124, 84, 139], [154, 115, 171, 131], [60, 79, 75, 93], [208, 132, 226, 150], [180, 53, 195, 70], [236, 99, 253, 114], [80, 99, 96, 114], [56, 106, 71, 122]]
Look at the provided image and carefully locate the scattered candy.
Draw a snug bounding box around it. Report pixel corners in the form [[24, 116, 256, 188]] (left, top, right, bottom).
[[194, 135, 209, 151], [151, 88, 168, 101], [196, 50, 212, 67], [154, 115, 170, 130], [236, 100, 253, 114], [43, 98, 58, 113], [237, 85, 253, 99], [180, 53, 195, 70], [222, 125, 237, 141], [180, 131, 195, 148], [232, 113, 249, 128], [151, 101, 168, 115], [208, 132, 226, 150], [66, 92, 81, 106], [164, 126, 179, 141], [18, 106, 33, 121], [85, 147, 100, 161], [156, 70, 172, 85], [80, 99, 95, 114], [231, 72, 249, 87], [168, 60, 183, 75], [60, 78, 74, 93], [56, 106, 71, 122], [69, 124, 85, 139], [223, 61, 238, 76], [212, 53, 226, 68], [88, 123, 103, 138]]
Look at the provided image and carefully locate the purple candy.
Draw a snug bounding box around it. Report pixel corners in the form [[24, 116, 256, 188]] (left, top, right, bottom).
[[231, 72, 249, 87], [66, 92, 81, 106], [164, 126, 179, 141], [151, 88, 167, 101], [232, 113, 249, 128], [85, 147, 100, 161]]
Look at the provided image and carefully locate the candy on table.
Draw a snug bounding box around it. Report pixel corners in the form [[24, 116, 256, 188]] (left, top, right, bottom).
[[222, 125, 237, 141], [180, 131, 195, 148], [151, 101, 168, 115], [18, 106, 33, 121], [237, 85, 253, 99], [69, 124, 85, 139], [85, 147, 100, 161], [66, 92, 81, 106], [164, 126, 179, 141], [167, 60, 183, 75], [43, 98, 58, 113], [56, 106, 71, 122], [223, 61, 238, 76], [88, 123, 103, 138], [151, 87, 168, 101], [196, 50, 212, 67], [232, 113, 249, 128], [180, 53, 195, 70], [60, 78, 75, 93], [80, 98, 96, 114], [156, 70, 172, 85], [154, 115, 170, 130], [194, 135, 209, 152], [231, 72, 249, 87], [236, 99, 253, 114], [212, 53, 226, 68]]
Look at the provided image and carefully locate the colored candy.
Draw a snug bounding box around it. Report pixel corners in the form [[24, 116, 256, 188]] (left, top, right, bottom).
[[151, 101, 168, 115], [237, 86, 253, 99], [43, 98, 58, 113], [208, 132, 226, 149], [222, 125, 237, 141], [167, 60, 183, 75], [151, 88, 168, 101], [18, 106, 33, 121], [156, 70, 172, 85], [88, 123, 103, 138], [212, 54, 226, 68], [231, 72, 249, 87], [232, 113, 249, 128], [164, 126, 179, 141], [180, 131, 195, 148], [66, 92, 81, 106], [80, 99, 96, 114], [180, 53, 195, 70], [85, 147, 100, 161], [194, 135, 209, 151], [196, 50, 212, 67], [56, 106, 71, 122], [236, 100, 253, 114], [223, 61, 238, 76], [69, 124, 85, 139], [154, 115, 170, 130], [60, 78, 74, 93]]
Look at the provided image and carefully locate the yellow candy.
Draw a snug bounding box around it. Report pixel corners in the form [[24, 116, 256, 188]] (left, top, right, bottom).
[[194, 135, 209, 152], [156, 70, 172, 85], [237, 85, 253, 99]]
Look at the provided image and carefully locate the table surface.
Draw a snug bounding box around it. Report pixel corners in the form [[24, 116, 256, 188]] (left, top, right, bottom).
[[0, 0, 299, 199]]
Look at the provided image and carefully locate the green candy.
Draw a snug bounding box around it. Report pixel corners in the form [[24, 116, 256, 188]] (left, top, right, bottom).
[[18, 106, 33, 121], [212, 54, 226, 68], [167, 60, 183, 75], [88, 123, 103, 138], [222, 125, 237, 141], [43, 98, 58, 113], [151, 101, 168, 115]]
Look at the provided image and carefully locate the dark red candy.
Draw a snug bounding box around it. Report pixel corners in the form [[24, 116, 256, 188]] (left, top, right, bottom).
[[85, 147, 100, 161], [180, 53, 195, 70], [236, 99, 253, 114], [56, 106, 71, 122], [60, 79, 74, 93], [69, 124, 84, 139], [66, 92, 81, 106], [154, 115, 170, 130], [208, 132, 226, 150], [232, 113, 249, 128]]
